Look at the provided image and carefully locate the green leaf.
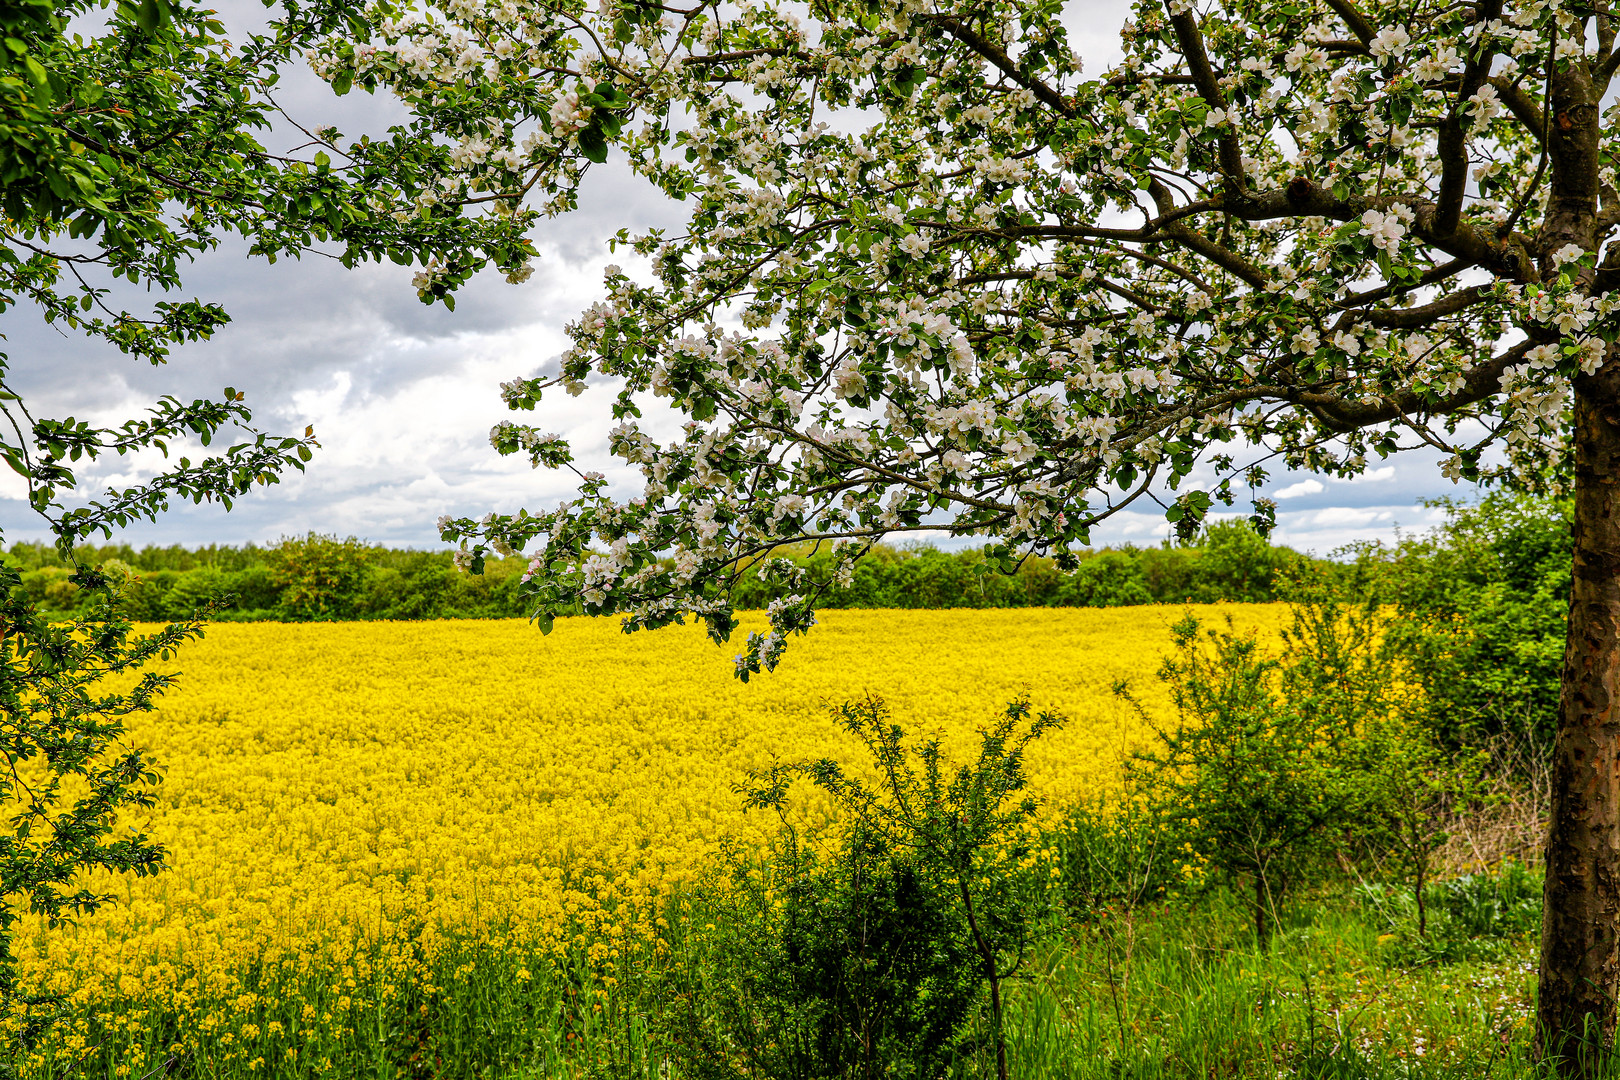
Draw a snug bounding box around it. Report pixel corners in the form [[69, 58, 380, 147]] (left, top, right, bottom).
[[578, 124, 608, 164], [134, 0, 170, 31]]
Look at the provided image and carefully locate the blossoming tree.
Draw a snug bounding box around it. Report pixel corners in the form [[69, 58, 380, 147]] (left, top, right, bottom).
[[315, 0, 1620, 1062]]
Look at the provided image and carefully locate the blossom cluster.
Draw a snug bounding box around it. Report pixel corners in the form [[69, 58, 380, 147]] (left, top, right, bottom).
[[303, 0, 1602, 668]]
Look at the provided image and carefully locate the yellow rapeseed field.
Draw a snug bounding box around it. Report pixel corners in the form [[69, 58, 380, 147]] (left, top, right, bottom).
[[22, 606, 1284, 1026]]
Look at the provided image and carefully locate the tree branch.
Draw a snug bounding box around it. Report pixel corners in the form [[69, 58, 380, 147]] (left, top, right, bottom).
[[1165, 7, 1246, 187], [1323, 0, 1375, 45], [1352, 284, 1492, 330], [682, 47, 797, 66], [1434, 0, 1503, 238], [1488, 75, 1547, 142], [928, 17, 1074, 117], [1294, 339, 1532, 431]]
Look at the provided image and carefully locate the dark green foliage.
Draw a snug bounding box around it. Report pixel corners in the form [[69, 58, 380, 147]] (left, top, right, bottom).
[[664, 697, 1061, 1080], [723, 519, 1306, 610], [6, 521, 1311, 622], [268, 533, 374, 621], [8, 537, 546, 622], [665, 833, 981, 1080], [1352, 494, 1571, 752], [1431, 860, 1544, 940]]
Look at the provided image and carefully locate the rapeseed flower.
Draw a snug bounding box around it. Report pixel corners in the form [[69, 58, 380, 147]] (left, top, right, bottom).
[[16, 605, 1284, 1066]]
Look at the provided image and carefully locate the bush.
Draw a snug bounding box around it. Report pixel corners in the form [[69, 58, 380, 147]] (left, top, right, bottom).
[[1353, 493, 1570, 752], [1125, 614, 1348, 951], [268, 533, 372, 621], [664, 696, 1061, 1080], [1125, 586, 1483, 953], [667, 831, 982, 1080]]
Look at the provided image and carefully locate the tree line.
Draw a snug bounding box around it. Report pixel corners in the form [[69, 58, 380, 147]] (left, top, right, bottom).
[[3, 518, 1311, 621], [13, 496, 1570, 758]]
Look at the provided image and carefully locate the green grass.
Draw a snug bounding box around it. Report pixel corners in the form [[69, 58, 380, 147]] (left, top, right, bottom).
[[999, 887, 1538, 1078], [14, 863, 1589, 1080]]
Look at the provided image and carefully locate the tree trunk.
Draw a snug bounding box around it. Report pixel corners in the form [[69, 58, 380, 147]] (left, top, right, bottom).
[[1537, 365, 1620, 1073]]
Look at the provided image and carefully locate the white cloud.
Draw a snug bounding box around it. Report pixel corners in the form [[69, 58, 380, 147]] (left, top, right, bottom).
[[1310, 507, 1394, 528], [1273, 478, 1325, 499]]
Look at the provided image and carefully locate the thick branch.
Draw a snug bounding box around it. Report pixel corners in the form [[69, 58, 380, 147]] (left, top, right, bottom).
[[1541, 25, 1602, 273], [1435, 0, 1503, 237], [1338, 257, 1475, 309], [1294, 339, 1531, 431], [1323, 0, 1375, 44], [1011, 178, 1535, 283], [930, 17, 1074, 117], [1488, 74, 1547, 140], [1351, 284, 1491, 329], [1165, 8, 1245, 186]]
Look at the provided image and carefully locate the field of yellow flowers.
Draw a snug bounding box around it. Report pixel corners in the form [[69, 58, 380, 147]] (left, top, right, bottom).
[[19, 605, 1285, 1075]]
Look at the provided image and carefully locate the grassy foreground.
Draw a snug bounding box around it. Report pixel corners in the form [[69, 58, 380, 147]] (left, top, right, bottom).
[[16, 862, 1553, 1078]]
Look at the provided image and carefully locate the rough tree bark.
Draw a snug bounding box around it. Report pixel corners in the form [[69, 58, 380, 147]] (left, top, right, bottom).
[[1539, 365, 1620, 1073], [1533, 48, 1620, 1073]]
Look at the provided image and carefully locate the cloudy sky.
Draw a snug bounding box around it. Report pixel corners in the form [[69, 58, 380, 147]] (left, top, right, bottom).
[[4, 2, 1468, 557]]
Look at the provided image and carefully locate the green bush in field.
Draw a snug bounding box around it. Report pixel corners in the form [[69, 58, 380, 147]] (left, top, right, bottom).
[[160, 566, 233, 620], [1354, 713, 1490, 941], [1125, 613, 1348, 951], [665, 697, 1059, 1080], [1129, 586, 1495, 956], [664, 831, 982, 1080], [268, 533, 373, 621], [1352, 493, 1570, 753], [1276, 581, 1491, 940]]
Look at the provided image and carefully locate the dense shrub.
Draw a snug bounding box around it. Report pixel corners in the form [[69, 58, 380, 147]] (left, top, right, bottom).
[[731, 520, 1310, 611], [666, 832, 983, 1080], [665, 697, 1060, 1080], [1351, 493, 1571, 752]]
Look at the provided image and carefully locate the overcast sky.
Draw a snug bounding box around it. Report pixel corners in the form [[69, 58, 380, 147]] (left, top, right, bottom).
[[5, 2, 1471, 557]]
